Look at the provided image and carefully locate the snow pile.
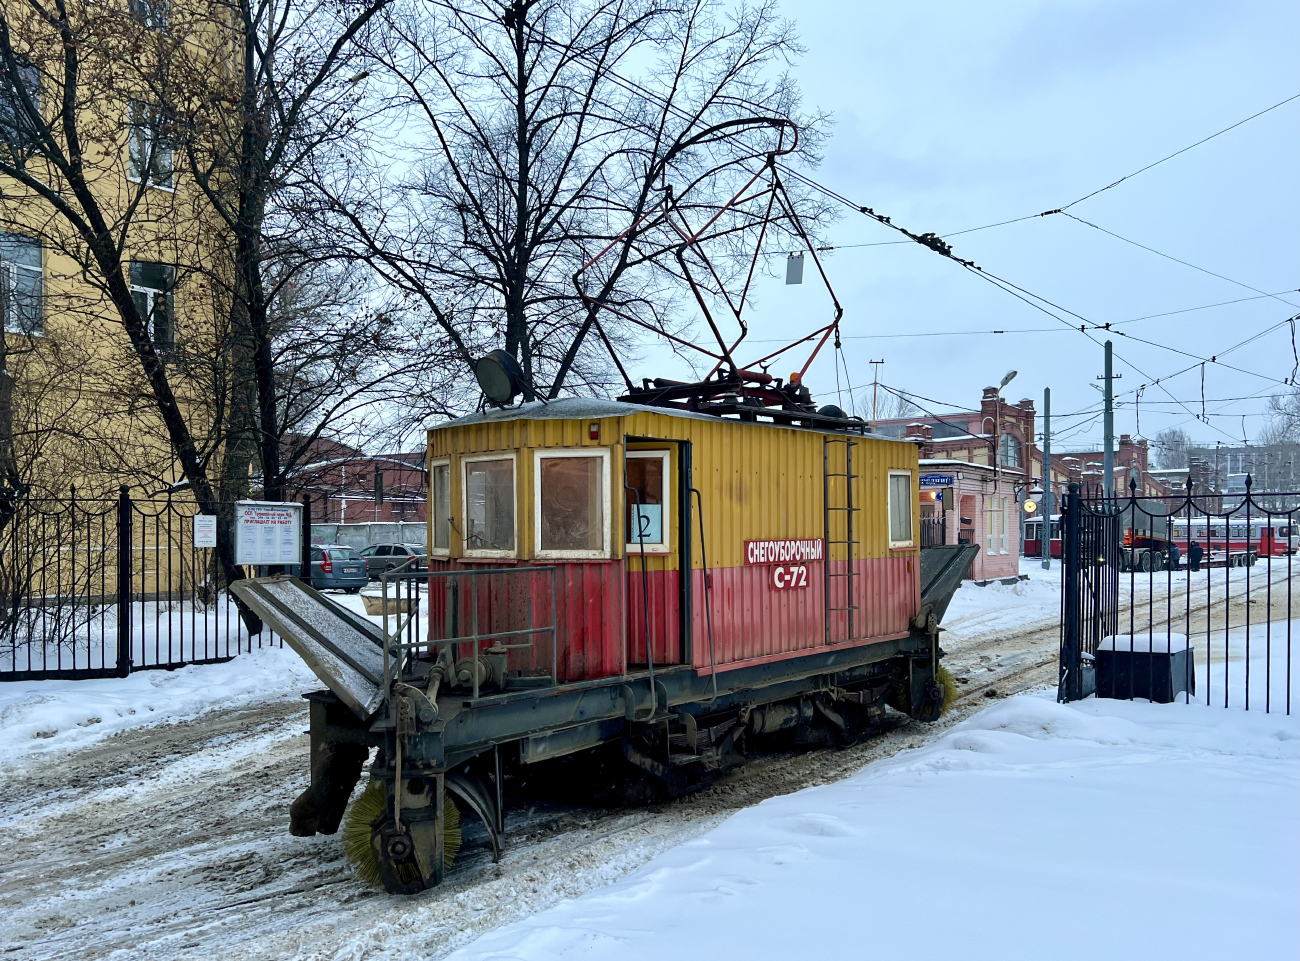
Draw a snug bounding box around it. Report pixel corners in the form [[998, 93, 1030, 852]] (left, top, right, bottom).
[[944, 566, 1060, 623], [448, 695, 1299, 961], [0, 644, 315, 762]]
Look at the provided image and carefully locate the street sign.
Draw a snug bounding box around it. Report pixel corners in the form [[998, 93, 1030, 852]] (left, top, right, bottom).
[[192, 514, 217, 548], [919, 473, 955, 489], [234, 501, 303, 566]]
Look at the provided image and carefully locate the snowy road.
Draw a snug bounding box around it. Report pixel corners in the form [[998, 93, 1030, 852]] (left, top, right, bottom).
[[0, 564, 1291, 960]]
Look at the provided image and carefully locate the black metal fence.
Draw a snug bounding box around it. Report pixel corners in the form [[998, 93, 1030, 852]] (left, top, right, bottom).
[[920, 515, 947, 548], [1059, 478, 1297, 713], [0, 488, 279, 682]]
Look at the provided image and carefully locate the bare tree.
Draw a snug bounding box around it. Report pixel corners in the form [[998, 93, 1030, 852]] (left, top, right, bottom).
[[328, 0, 829, 405], [1154, 427, 1192, 469], [1266, 388, 1300, 442], [0, 0, 406, 601]]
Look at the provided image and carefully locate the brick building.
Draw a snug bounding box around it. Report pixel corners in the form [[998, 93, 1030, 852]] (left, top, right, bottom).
[[287, 439, 427, 524]]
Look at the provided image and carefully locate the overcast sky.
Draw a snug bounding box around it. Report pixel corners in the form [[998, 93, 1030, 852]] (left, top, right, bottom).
[[638, 0, 1299, 455]]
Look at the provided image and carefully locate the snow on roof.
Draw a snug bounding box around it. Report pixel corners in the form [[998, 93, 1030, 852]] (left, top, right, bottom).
[[919, 458, 993, 472], [433, 396, 913, 440]]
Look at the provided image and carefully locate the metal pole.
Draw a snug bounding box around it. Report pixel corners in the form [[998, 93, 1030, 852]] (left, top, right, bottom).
[[1058, 483, 1082, 702], [300, 494, 311, 579], [994, 390, 1000, 488], [869, 359, 883, 430], [116, 485, 133, 678], [1042, 387, 1052, 569], [1102, 340, 1114, 496]]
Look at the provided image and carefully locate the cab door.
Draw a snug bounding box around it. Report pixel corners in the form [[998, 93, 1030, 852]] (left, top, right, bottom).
[[624, 445, 683, 667]]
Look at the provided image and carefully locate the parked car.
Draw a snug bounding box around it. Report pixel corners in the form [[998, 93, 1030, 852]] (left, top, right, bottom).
[[307, 545, 369, 592], [358, 543, 428, 577]]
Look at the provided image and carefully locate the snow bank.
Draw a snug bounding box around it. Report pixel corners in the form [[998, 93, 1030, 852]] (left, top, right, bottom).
[[448, 695, 1299, 961], [0, 645, 315, 762]]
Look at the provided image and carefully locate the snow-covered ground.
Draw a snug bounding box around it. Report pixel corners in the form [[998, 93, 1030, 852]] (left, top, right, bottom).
[[2, 565, 1296, 960], [0, 587, 420, 761], [447, 694, 1300, 961], [0, 645, 316, 762]]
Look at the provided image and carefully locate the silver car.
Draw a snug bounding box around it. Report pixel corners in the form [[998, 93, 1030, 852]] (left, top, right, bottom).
[[358, 543, 428, 577]]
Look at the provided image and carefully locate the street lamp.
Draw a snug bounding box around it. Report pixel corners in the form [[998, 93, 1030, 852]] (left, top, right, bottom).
[[993, 370, 1017, 487]]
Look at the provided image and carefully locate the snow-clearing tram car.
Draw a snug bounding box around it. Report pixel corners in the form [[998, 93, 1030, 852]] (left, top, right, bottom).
[[233, 384, 977, 894]]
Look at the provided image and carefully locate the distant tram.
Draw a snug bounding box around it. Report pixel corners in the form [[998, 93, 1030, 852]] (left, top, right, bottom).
[[1168, 517, 1297, 557], [1025, 513, 1297, 564], [1022, 515, 1061, 558]]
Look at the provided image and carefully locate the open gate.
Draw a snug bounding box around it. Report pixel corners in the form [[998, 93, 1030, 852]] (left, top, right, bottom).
[[1059, 478, 1297, 713]]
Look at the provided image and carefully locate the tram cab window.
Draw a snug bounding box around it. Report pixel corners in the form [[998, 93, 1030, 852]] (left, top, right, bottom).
[[535, 449, 610, 558], [625, 451, 669, 553], [430, 461, 451, 552], [888, 471, 914, 547], [464, 456, 515, 554]]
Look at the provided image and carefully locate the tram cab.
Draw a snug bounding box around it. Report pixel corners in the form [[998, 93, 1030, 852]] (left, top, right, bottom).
[[425, 397, 925, 682]]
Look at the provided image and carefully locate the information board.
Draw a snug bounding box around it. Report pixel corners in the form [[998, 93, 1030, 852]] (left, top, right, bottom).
[[192, 514, 218, 548], [234, 501, 302, 566]]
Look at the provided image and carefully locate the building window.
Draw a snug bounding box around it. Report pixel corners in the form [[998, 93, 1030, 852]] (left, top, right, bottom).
[[1, 232, 43, 335], [0, 58, 40, 150], [129, 0, 169, 30], [999, 433, 1022, 470], [430, 461, 450, 553], [985, 496, 1008, 554], [625, 451, 669, 553], [535, 449, 609, 558], [127, 100, 173, 188], [463, 456, 514, 555], [130, 261, 174, 347], [888, 471, 914, 546]]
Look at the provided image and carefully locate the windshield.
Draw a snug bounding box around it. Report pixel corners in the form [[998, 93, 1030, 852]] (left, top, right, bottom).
[[330, 548, 362, 560]]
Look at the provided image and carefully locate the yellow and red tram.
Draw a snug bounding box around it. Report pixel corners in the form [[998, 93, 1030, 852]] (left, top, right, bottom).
[[235, 392, 976, 894]]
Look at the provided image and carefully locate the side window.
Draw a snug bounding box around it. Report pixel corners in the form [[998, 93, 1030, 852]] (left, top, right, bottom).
[[888, 471, 913, 546], [375, 545, 391, 556], [430, 461, 451, 552], [130, 260, 175, 346], [625, 451, 669, 552], [393, 547, 408, 556], [536, 450, 609, 558], [0, 232, 43, 335], [130, 0, 169, 30], [0, 59, 40, 150], [464, 457, 515, 554], [127, 100, 174, 188]]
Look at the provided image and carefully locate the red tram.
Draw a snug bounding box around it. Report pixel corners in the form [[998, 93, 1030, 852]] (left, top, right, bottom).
[[1022, 515, 1062, 558], [1168, 518, 1296, 558]]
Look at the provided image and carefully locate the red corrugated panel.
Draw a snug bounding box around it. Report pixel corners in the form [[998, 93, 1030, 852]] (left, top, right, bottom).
[[626, 569, 680, 666], [689, 555, 918, 670], [424, 560, 624, 682]]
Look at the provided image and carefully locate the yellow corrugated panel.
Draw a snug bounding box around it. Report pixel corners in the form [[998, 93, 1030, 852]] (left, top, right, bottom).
[[426, 409, 918, 565]]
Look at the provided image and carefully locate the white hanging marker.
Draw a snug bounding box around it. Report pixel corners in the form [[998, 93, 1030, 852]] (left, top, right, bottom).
[[785, 252, 804, 285]]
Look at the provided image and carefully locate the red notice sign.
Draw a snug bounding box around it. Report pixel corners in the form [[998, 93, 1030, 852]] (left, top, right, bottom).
[[744, 538, 824, 565]]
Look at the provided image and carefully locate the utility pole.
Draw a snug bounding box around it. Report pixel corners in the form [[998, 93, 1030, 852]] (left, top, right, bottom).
[[1097, 340, 1118, 497], [869, 359, 884, 429], [1042, 387, 1051, 570]]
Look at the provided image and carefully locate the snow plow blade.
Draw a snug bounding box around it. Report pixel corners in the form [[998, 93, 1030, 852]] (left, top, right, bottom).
[[229, 575, 386, 720], [919, 544, 978, 624]]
